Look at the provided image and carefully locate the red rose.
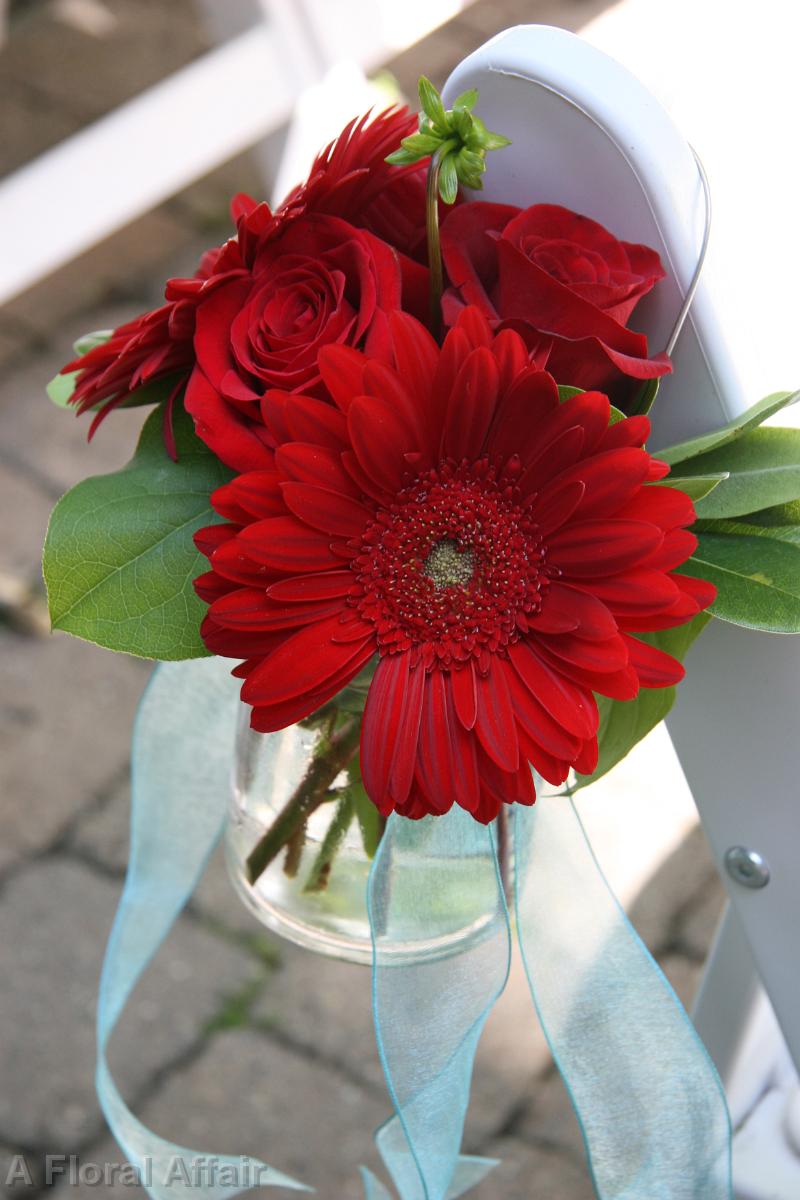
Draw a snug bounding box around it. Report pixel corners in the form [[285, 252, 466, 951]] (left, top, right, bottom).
[[185, 212, 424, 471], [62, 108, 428, 456], [441, 203, 670, 406]]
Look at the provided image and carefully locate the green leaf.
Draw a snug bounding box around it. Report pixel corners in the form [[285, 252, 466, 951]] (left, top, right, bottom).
[[628, 377, 660, 417], [47, 369, 81, 409], [452, 88, 478, 112], [481, 132, 512, 151], [676, 427, 800, 518], [557, 385, 583, 402], [657, 390, 799, 466], [352, 776, 383, 859], [575, 613, 711, 788], [661, 472, 729, 500], [73, 329, 112, 356], [385, 148, 418, 166], [438, 154, 459, 205], [739, 500, 800, 542], [682, 531, 800, 633], [418, 76, 448, 132], [43, 404, 233, 659]]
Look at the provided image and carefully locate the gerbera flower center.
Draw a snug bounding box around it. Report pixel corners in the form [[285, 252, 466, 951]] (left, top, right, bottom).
[[352, 459, 550, 670], [423, 539, 475, 590]]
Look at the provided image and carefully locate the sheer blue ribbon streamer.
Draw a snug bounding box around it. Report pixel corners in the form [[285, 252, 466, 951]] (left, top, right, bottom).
[[514, 800, 733, 1199], [365, 810, 511, 1199], [95, 658, 732, 1199]]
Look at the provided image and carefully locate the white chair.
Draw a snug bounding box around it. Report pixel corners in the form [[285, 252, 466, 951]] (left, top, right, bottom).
[[442, 25, 800, 1200], [0, 0, 474, 306]]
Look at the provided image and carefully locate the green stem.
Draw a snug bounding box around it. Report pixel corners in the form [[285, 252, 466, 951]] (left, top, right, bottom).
[[302, 791, 356, 894], [245, 717, 361, 886], [426, 146, 446, 341]]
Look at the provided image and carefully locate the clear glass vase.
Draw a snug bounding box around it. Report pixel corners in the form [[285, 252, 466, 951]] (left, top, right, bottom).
[[225, 705, 505, 965]]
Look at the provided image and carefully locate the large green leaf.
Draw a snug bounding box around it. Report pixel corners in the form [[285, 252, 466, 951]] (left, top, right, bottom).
[[682, 531, 800, 633], [735, 499, 800, 541], [43, 405, 232, 659], [575, 613, 711, 788], [657, 390, 798, 466], [661, 472, 728, 501], [677, 428, 800, 518]]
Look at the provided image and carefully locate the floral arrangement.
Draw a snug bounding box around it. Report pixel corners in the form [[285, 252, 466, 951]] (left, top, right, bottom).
[[44, 80, 800, 898]]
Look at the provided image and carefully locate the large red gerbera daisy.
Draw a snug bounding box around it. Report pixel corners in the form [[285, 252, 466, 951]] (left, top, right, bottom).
[[195, 308, 715, 823]]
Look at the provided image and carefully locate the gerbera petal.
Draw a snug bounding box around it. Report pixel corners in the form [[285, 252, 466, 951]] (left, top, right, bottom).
[[237, 516, 342, 572], [241, 612, 373, 706], [285, 394, 349, 449], [533, 581, 618, 641], [474, 662, 519, 772], [549, 519, 663, 575], [556, 447, 652, 519], [275, 442, 361, 497], [539, 630, 630, 674], [317, 343, 367, 411], [455, 306, 493, 348], [641, 528, 698, 571], [210, 588, 344, 631], [519, 426, 585, 497], [389, 310, 439, 404], [415, 671, 460, 813], [348, 393, 420, 491], [248, 651, 374, 733], [623, 635, 685, 687], [451, 661, 478, 729], [209, 539, 274, 588], [194, 523, 238, 560], [361, 652, 414, 808], [491, 327, 530, 395], [595, 414, 650, 452], [617, 485, 695, 530], [505, 663, 581, 760], [516, 728, 571, 788], [572, 569, 679, 612], [486, 369, 559, 461], [508, 639, 598, 740], [442, 347, 499, 461], [216, 471, 284, 520], [671, 573, 718, 609], [281, 482, 372, 537], [266, 571, 353, 601], [529, 480, 585, 536], [535, 641, 640, 701]]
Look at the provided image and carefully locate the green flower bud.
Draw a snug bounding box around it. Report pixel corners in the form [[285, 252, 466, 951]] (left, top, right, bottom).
[[385, 76, 511, 204]]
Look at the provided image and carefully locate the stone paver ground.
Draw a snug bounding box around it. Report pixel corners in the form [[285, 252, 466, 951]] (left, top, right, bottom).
[[0, 1, 726, 1196]]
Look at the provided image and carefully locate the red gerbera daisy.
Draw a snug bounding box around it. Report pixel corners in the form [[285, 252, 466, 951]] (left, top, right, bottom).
[[195, 307, 715, 823]]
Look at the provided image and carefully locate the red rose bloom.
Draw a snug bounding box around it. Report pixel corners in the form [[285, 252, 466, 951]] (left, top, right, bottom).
[[441, 203, 671, 407], [62, 107, 427, 455], [194, 307, 714, 823], [185, 212, 424, 472]]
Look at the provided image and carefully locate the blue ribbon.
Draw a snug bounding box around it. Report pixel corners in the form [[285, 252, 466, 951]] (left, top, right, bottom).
[[96, 658, 732, 1198]]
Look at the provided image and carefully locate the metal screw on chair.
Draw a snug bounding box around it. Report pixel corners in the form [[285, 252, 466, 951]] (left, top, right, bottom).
[[724, 846, 771, 889]]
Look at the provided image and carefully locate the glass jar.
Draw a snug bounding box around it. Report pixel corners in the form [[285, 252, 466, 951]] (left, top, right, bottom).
[[225, 706, 506, 965]]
